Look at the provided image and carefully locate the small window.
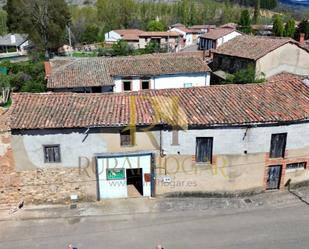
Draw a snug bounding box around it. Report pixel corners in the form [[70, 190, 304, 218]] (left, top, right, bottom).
[[44, 145, 61, 163], [184, 83, 192, 88], [270, 133, 287, 158], [171, 130, 179, 145], [196, 137, 213, 163], [286, 162, 306, 171], [141, 80, 150, 90], [123, 81, 131, 91], [120, 129, 135, 146]]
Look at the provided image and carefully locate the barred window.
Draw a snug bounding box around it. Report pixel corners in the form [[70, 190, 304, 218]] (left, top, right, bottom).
[[44, 145, 61, 163]]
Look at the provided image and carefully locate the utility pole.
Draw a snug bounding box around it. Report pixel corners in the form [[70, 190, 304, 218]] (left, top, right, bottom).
[[66, 25, 73, 57]]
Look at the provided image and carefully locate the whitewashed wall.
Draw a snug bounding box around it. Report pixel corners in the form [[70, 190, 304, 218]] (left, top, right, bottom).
[[113, 73, 210, 92], [216, 31, 242, 48], [97, 154, 151, 199], [104, 31, 121, 43], [162, 122, 309, 156]]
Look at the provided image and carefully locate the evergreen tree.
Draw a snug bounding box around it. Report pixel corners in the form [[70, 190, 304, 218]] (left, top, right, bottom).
[[272, 14, 284, 37], [284, 18, 296, 38], [253, 0, 260, 24], [238, 9, 252, 34], [296, 20, 309, 40]]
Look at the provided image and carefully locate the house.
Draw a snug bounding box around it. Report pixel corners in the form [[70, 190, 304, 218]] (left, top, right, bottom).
[[104, 29, 144, 49], [190, 25, 216, 34], [251, 24, 273, 36], [46, 54, 211, 93], [211, 35, 309, 80], [3, 73, 309, 203], [169, 26, 198, 47], [0, 33, 29, 61], [138, 31, 181, 51], [198, 28, 242, 50], [0, 33, 28, 54]]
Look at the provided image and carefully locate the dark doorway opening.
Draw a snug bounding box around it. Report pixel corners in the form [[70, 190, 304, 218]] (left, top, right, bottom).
[[126, 168, 143, 197], [266, 165, 282, 190]]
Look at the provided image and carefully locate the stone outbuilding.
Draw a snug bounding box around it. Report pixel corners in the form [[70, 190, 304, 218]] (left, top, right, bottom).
[[211, 35, 309, 81]]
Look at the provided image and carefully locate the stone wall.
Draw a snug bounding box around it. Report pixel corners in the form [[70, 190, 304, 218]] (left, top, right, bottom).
[[211, 54, 254, 74], [0, 131, 97, 205]]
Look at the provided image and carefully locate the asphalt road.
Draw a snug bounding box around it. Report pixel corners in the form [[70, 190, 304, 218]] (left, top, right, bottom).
[[0, 202, 308, 249]]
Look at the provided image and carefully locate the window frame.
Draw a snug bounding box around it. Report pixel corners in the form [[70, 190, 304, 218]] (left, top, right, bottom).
[[183, 83, 193, 88], [43, 144, 61, 163], [122, 80, 132, 92], [171, 130, 179, 146], [286, 162, 306, 172], [120, 129, 136, 147], [269, 133, 287, 158], [141, 79, 150, 90], [195, 137, 213, 164]]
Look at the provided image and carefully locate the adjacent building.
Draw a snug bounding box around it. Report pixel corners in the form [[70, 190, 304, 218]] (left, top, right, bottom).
[[46, 54, 211, 93], [0, 33, 29, 61], [138, 31, 181, 51], [198, 28, 242, 50], [211, 35, 309, 80], [104, 29, 144, 49], [2, 73, 309, 203]]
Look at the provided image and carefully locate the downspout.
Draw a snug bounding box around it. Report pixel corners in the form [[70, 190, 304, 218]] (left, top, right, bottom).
[[160, 128, 165, 157]]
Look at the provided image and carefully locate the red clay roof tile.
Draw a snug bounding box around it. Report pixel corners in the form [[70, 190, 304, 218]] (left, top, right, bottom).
[[11, 73, 309, 130]]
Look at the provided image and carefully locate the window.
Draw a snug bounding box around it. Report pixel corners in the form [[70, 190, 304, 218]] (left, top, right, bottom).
[[286, 162, 306, 171], [196, 137, 213, 163], [269, 133, 287, 158], [44, 145, 61, 163], [120, 129, 135, 146], [123, 81, 131, 92], [141, 80, 150, 90], [171, 130, 179, 145], [184, 83, 192, 88]]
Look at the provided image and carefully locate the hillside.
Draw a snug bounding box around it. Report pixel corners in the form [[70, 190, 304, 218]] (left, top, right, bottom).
[[0, 0, 97, 7]]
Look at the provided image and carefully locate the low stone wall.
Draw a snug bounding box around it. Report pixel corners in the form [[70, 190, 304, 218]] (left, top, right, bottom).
[[1, 167, 98, 205]]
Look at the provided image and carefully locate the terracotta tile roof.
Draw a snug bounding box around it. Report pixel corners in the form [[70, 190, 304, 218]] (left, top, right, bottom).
[[190, 25, 216, 30], [108, 55, 211, 77], [214, 35, 305, 60], [200, 28, 239, 40], [173, 27, 197, 34], [139, 31, 181, 37], [47, 54, 210, 89], [11, 73, 309, 130], [114, 29, 144, 41], [0, 108, 10, 132], [47, 57, 114, 89]]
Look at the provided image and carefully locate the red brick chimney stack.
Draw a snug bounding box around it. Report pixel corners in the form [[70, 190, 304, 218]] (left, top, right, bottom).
[[44, 61, 52, 80], [299, 33, 305, 46]]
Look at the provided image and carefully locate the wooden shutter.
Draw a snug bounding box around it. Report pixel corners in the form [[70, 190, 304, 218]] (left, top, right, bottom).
[[196, 137, 213, 163]]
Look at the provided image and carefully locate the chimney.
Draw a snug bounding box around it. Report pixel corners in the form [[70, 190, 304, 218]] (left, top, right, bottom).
[[10, 34, 16, 44], [44, 61, 52, 79], [299, 33, 305, 46]]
